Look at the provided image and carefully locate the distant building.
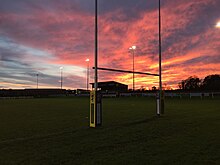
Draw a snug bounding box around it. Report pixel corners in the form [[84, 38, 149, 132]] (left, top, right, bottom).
[[0, 89, 67, 97], [91, 81, 128, 93]]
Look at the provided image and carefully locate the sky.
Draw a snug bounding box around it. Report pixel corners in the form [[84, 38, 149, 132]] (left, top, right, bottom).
[[0, 0, 219, 90]]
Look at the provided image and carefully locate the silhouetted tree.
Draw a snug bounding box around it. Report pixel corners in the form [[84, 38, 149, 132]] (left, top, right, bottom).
[[178, 80, 186, 90], [139, 86, 146, 92], [202, 74, 220, 90], [179, 76, 201, 91]]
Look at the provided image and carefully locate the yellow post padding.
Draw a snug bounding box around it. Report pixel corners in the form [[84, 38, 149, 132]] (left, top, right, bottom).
[[90, 90, 96, 127]]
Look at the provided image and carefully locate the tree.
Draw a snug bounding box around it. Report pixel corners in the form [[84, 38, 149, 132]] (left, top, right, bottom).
[[138, 86, 146, 92], [179, 76, 201, 91], [202, 74, 220, 90], [178, 80, 186, 90]]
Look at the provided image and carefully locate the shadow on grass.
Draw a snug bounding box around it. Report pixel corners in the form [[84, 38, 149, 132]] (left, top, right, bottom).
[[0, 116, 164, 145], [122, 116, 162, 127], [0, 128, 85, 145]]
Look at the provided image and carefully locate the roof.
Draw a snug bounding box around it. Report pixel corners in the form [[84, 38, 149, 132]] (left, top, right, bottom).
[[90, 81, 127, 86]]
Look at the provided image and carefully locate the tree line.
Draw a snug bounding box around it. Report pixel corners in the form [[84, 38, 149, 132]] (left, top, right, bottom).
[[178, 74, 220, 91]]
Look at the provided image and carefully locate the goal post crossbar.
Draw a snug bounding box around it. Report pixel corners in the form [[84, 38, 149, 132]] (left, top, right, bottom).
[[92, 67, 159, 76]]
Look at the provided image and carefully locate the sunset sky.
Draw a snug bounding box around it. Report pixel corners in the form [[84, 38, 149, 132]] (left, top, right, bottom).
[[0, 0, 219, 90]]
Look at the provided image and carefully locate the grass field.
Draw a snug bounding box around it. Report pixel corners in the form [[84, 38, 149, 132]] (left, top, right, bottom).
[[0, 97, 219, 164]]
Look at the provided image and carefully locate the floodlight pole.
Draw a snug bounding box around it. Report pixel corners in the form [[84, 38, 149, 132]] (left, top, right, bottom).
[[36, 73, 39, 89], [129, 46, 136, 92], [86, 60, 90, 90], [132, 49, 135, 92], [61, 69, 63, 89], [158, 0, 163, 115], [60, 67, 63, 89]]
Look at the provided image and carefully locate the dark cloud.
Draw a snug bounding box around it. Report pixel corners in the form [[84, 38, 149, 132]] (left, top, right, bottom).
[[0, 45, 32, 70], [0, 67, 86, 89], [163, 55, 220, 73], [162, 0, 220, 58], [99, 0, 157, 15], [73, 0, 158, 18], [183, 55, 220, 65]]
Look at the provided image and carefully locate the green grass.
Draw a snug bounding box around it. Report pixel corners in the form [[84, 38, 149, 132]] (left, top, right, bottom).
[[0, 97, 219, 164]]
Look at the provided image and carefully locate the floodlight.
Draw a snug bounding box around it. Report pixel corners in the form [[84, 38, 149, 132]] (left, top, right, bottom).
[[132, 45, 136, 50], [216, 22, 220, 28], [129, 46, 136, 50]]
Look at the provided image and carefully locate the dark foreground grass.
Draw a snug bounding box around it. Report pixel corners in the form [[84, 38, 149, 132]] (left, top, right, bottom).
[[0, 97, 219, 164]]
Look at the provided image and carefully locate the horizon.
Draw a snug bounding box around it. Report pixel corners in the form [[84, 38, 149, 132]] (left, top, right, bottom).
[[0, 0, 220, 90], [0, 74, 219, 91]]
